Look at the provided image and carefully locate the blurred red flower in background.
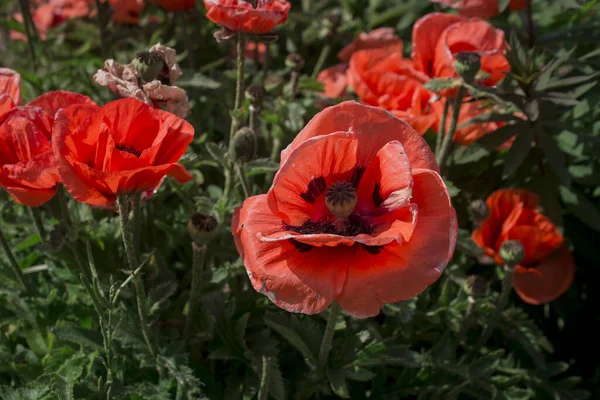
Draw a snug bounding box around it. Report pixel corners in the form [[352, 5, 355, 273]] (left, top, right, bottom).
[[203, 0, 291, 34], [53, 98, 194, 207], [472, 189, 575, 304], [430, 0, 527, 19], [108, 0, 145, 24], [233, 101, 457, 317], [0, 69, 22, 120], [151, 0, 196, 11]]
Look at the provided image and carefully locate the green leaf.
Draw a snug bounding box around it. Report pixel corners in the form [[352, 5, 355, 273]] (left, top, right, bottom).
[[177, 73, 221, 89], [355, 341, 421, 368], [452, 144, 490, 165], [244, 158, 280, 176], [268, 356, 285, 400], [468, 350, 503, 379], [498, 0, 511, 12], [537, 130, 571, 188], [265, 314, 317, 369], [206, 142, 228, 166], [423, 78, 461, 92], [53, 326, 104, 351], [503, 130, 533, 179], [559, 186, 600, 233], [148, 281, 178, 315], [0, 383, 50, 400], [297, 76, 325, 92], [536, 48, 577, 89], [459, 112, 521, 128], [328, 368, 350, 398], [23, 330, 48, 357], [52, 354, 86, 400], [540, 72, 600, 91], [476, 124, 522, 151]]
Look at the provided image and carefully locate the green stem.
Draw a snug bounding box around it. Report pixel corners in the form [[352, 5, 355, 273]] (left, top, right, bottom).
[[18, 0, 37, 67], [0, 221, 28, 293], [466, 265, 514, 361], [457, 296, 476, 342], [28, 207, 47, 243], [290, 71, 300, 100], [235, 162, 251, 198], [184, 243, 207, 341], [58, 185, 73, 228], [526, 0, 535, 48], [229, 32, 247, 145], [318, 302, 340, 376], [311, 44, 331, 80], [94, 0, 108, 57], [258, 356, 271, 400], [132, 193, 142, 258], [249, 105, 261, 134], [435, 98, 450, 155], [117, 195, 157, 357], [436, 86, 465, 171]]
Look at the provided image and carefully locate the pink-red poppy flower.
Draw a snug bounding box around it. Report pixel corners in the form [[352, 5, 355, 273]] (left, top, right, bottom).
[[430, 0, 527, 19], [203, 0, 291, 34], [0, 69, 22, 121], [151, 0, 196, 11], [412, 13, 509, 87], [0, 91, 96, 206], [108, 0, 145, 24], [53, 98, 194, 207], [232, 101, 457, 317], [472, 189, 574, 304]]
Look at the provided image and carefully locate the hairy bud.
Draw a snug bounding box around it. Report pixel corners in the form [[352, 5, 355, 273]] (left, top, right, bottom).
[[454, 51, 481, 83], [499, 240, 525, 267], [230, 127, 257, 162]]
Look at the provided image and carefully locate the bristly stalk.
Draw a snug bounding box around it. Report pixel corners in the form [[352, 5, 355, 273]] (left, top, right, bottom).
[[0, 220, 28, 293], [311, 44, 331, 80], [184, 243, 207, 341], [17, 0, 37, 67], [94, 0, 108, 57], [436, 98, 450, 155], [318, 302, 341, 378], [436, 86, 466, 171], [235, 162, 251, 198], [116, 195, 157, 357], [258, 356, 271, 400], [28, 207, 47, 243], [230, 32, 247, 145]]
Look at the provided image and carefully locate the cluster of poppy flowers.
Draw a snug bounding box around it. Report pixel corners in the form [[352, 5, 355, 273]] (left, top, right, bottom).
[[1, 0, 574, 316], [318, 12, 511, 146]]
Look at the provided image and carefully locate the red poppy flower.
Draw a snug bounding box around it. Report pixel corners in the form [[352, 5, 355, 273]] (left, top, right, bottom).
[[317, 64, 350, 99], [430, 0, 527, 19], [108, 0, 145, 24], [337, 27, 404, 63], [412, 13, 509, 87], [472, 189, 574, 304], [203, 0, 291, 34], [151, 0, 196, 11], [53, 98, 194, 207], [0, 91, 97, 206], [346, 48, 437, 134], [232, 101, 457, 317], [0, 69, 22, 121]]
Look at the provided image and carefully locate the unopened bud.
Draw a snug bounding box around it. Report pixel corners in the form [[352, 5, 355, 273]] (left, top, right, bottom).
[[187, 213, 218, 245], [454, 52, 481, 83], [469, 199, 490, 225], [499, 240, 525, 267], [133, 51, 165, 83], [245, 84, 266, 106], [264, 75, 284, 94], [230, 127, 257, 162], [466, 275, 488, 297], [286, 53, 305, 72]]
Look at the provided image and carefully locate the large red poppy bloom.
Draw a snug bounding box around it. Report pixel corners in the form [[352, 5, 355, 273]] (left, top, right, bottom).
[[472, 189, 574, 305], [412, 13, 509, 87], [151, 0, 196, 11], [232, 102, 457, 317], [0, 91, 96, 206], [430, 0, 527, 19], [203, 0, 291, 34], [0, 69, 22, 120], [53, 98, 194, 207]]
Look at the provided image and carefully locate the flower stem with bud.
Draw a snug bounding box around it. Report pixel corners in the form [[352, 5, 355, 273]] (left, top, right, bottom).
[[436, 85, 465, 171], [116, 195, 157, 357]]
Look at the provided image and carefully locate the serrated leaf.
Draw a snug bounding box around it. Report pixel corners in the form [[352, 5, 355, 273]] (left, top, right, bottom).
[[0, 383, 50, 400], [459, 112, 521, 128], [476, 124, 522, 151], [536, 48, 577, 89], [537, 130, 571, 188], [559, 186, 600, 233], [452, 144, 490, 165], [148, 281, 178, 315], [234, 312, 250, 344], [268, 356, 285, 400], [265, 314, 317, 369], [540, 72, 600, 91], [468, 350, 503, 379], [23, 330, 48, 357], [423, 78, 461, 92], [205, 142, 228, 165], [328, 368, 350, 398], [53, 326, 104, 351], [355, 341, 421, 368], [456, 228, 485, 256], [503, 129, 533, 178], [244, 158, 280, 176]]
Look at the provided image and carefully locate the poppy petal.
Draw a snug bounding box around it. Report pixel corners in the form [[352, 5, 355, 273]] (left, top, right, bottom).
[[336, 168, 457, 317], [281, 101, 438, 173], [513, 245, 575, 305], [0, 68, 21, 105], [232, 194, 348, 314], [27, 90, 97, 118]]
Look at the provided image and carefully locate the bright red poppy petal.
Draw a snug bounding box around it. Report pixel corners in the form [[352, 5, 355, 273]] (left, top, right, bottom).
[[232, 194, 348, 314], [411, 13, 466, 75], [268, 131, 358, 225], [336, 168, 457, 317], [513, 245, 575, 305], [356, 140, 413, 214], [123, 163, 193, 193], [281, 101, 438, 173], [0, 185, 57, 207], [0, 68, 21, 105], [338, 27, 403, 62], [317, 64, 349, 99], [27, 90, 97, 118]]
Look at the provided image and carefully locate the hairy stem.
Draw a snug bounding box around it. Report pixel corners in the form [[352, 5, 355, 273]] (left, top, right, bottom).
[[311, 44, 331, 80], [436, 98, 450, 155], [318, 302, 340, 376], [132, 193, 142, 258], [184, 243, 207, 341], [436, 86, 466, 171], [0, 221, 28, 293], [94, 0, 108, 57], [117, 195, 157, 357], [28, 207, 47, 243], [235, 162, 251, 199], [229, 32, 247, 145], [258, 356, 271, 400], [18, 0, 37, 67], [526, 0, 535, 48]]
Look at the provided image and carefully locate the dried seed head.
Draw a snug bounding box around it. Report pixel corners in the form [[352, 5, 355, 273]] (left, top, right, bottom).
[[469, 199, 490, 225], [325, 181, 357, 219], [187, 213, 218, 245], [230, 127, 257, 162], [499, 240, 525, 267], [245, 84, 267, 106], [132, 51, 165, 83], [285, 53, 305, 72], [454, 51, 481, 83]]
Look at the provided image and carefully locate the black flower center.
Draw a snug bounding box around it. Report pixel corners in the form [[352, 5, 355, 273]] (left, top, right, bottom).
[[116, 143, 142, 158]]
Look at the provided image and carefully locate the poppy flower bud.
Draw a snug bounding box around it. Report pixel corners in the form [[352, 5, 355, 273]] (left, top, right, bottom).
[[325, 181, 357, 219], [466, 275, 488, 297], [230, 127, 257, 162], [188, 213, 218, 245], [454, 52, 481, 83], [245, 84, 267, 106], [285, 53, 305, 72], [264, 75, 284, 94], [499, 240, 525, 267], [132, 51, 165, 83], [469, 199, 490, 225]]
